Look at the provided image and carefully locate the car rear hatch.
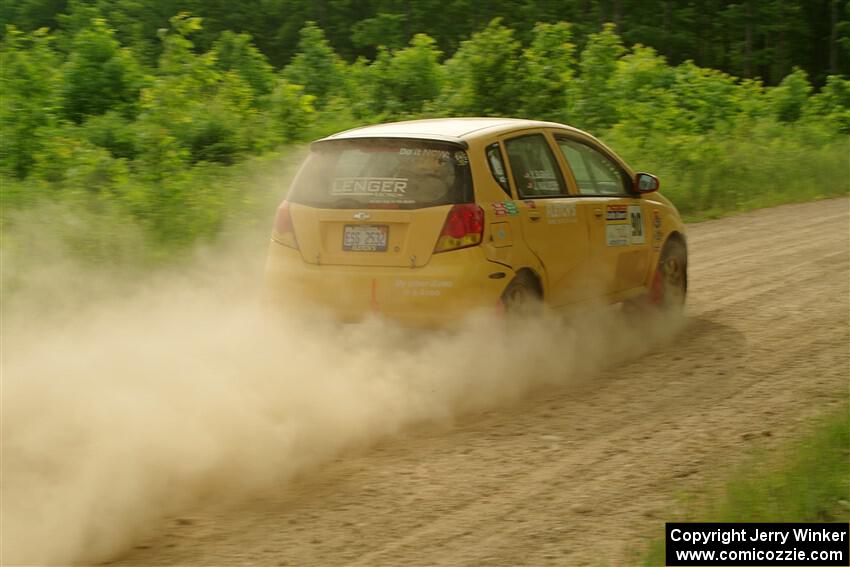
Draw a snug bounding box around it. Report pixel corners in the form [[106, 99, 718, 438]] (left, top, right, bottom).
[[285, 138, 473, 268]]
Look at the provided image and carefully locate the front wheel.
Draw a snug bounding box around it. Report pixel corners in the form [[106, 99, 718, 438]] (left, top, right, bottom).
[[651, 238, 687, 311]]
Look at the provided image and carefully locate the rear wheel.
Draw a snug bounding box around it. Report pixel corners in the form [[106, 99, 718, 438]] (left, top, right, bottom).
[[501, 272, 542, 316]]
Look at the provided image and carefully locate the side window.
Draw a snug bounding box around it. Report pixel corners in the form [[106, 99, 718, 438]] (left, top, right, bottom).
[[504, 134, 567, 198], [556, 138, 629, 196], [486, 143, 511, 197]]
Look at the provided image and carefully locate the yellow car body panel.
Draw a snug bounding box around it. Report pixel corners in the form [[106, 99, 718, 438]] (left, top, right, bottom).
[[265, 242, 512, 326], [265, 118, 686, 325]]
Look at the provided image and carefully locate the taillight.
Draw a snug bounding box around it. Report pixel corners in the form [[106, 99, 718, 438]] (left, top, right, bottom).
[[434, 204, 484, 253], [272, 201, 298, 249]]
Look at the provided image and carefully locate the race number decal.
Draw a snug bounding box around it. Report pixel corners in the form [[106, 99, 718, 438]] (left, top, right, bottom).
[[628, 205, 645, 244]]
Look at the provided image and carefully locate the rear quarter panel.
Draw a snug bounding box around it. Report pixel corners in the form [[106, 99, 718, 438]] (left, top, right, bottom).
[[465, 135, 547, 294]]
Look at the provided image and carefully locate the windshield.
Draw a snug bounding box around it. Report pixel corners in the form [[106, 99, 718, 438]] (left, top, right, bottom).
[[288, 139, 473, 209]]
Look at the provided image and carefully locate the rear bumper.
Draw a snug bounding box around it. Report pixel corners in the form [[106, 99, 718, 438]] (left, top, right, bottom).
[[264, 241, 513, 326]]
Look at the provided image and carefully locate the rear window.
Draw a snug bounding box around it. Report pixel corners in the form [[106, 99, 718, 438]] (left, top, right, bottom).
[[288, 139, 473, 209]]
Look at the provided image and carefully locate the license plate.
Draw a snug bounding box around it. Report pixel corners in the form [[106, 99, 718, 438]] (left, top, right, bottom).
[[343, 224, 388, 252]]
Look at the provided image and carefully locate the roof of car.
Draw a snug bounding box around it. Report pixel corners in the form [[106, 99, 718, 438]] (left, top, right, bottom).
[[318, 117, 584, 146]]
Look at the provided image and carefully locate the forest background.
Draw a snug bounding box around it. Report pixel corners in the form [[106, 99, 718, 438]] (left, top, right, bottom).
[[2, 0, 849, 269]]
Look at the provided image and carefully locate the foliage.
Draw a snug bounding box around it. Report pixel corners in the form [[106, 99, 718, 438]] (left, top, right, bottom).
[[350, 12, 407, 51], [212, 31, 276, 97], [266, 79, 316, 143], [383, 34, 443, 115], [808, 75, 850, 133], [572, 23, 625, 130], [0, 26, 61, 178], [136, 13, 257, 167], [282, 21, 346, 108], [2, 12, 849, 264], [60, 17, 142, 123], [639, 407, 850, 565], [520, 22, 575, 122], [437, 18, 523, 116], [771, 67, 814, 123]]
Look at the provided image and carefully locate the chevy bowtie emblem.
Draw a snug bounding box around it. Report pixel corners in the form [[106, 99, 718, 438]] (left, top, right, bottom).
[[353, 211, 371, 221]]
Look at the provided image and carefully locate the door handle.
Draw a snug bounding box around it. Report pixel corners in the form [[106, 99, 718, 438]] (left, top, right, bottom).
[[528, 213, 542, 222], [593, 208, 603, 218]]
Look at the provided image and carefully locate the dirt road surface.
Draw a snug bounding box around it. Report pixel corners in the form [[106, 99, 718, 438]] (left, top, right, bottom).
[[111, 198, 849, 567]]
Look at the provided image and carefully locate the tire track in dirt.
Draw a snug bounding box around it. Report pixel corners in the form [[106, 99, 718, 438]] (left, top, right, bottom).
[[110, 198, 849, 567]]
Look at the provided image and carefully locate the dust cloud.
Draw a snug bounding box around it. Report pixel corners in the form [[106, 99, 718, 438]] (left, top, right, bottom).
[[1, 212, 684, 566]]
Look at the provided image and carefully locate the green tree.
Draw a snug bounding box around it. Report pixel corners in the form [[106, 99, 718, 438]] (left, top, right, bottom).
[[808, 75, 850, 133], [437, 18, 522, 116], [265, 79, 316, 143], [572, 23, 625, 130], [771, 67, 813, 122], [520, 21, 576, 122], [384, 33, 443, 115], [30, 123, 131, 191], [344, 52, 386, 118], [60, 17, 142, 123], [672, 62, 743, 133], [0, 26, 61, 178], [81, 111, 138, 160], [351, 12, 407, 51], [282, 21, 346, 108], [136, 13, 256, 168], [212, 31, 275, 97], [610, 44, 678, 134]]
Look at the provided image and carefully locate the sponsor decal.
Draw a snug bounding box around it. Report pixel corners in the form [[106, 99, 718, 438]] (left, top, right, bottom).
[[522, 170, 561, 193], [492, 201, 518, 216], [525, 169, 555, 180], [523, 200, 537, 208], [454, 151, 469, 166], [398, 148, 450, 159], [332, 177, 408, 195], [606, 204, 645, 244], [629, 204, 645, 244], [652, 209, 663, 250], [546, 202, 577, 224], [394, 279, 454, 297], [606, 204, 628, 222], [606, 224, 630, 246]]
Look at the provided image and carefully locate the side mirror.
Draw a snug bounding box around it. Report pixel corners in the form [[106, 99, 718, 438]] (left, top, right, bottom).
[[635, 172, 660, 194]]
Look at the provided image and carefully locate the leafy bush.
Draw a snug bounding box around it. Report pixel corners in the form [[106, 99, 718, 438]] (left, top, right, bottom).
[[437, 18, 523, 116], [2, 13, 848, 264], [282, 22, 346, 109], [60, 17, 142, 123]]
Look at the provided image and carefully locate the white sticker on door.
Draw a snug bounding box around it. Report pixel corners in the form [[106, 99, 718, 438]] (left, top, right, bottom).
[[606, 224, 630, 246], [546, 202, 577, 224]]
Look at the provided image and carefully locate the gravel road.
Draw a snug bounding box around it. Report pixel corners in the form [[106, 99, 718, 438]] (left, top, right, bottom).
[[110, 198, 849, 567]]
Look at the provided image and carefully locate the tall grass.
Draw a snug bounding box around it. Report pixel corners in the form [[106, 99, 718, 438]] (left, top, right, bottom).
[[606, 121, 850, 220], [639, 406, 850, 566]]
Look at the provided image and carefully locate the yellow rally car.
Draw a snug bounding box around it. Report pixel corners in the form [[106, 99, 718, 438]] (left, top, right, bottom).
[[265, 118, 687, 325]]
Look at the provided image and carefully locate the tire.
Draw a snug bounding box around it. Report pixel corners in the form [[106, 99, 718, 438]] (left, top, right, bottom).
[[652, 238, 687, 311], [501, 272, 542, 316]]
